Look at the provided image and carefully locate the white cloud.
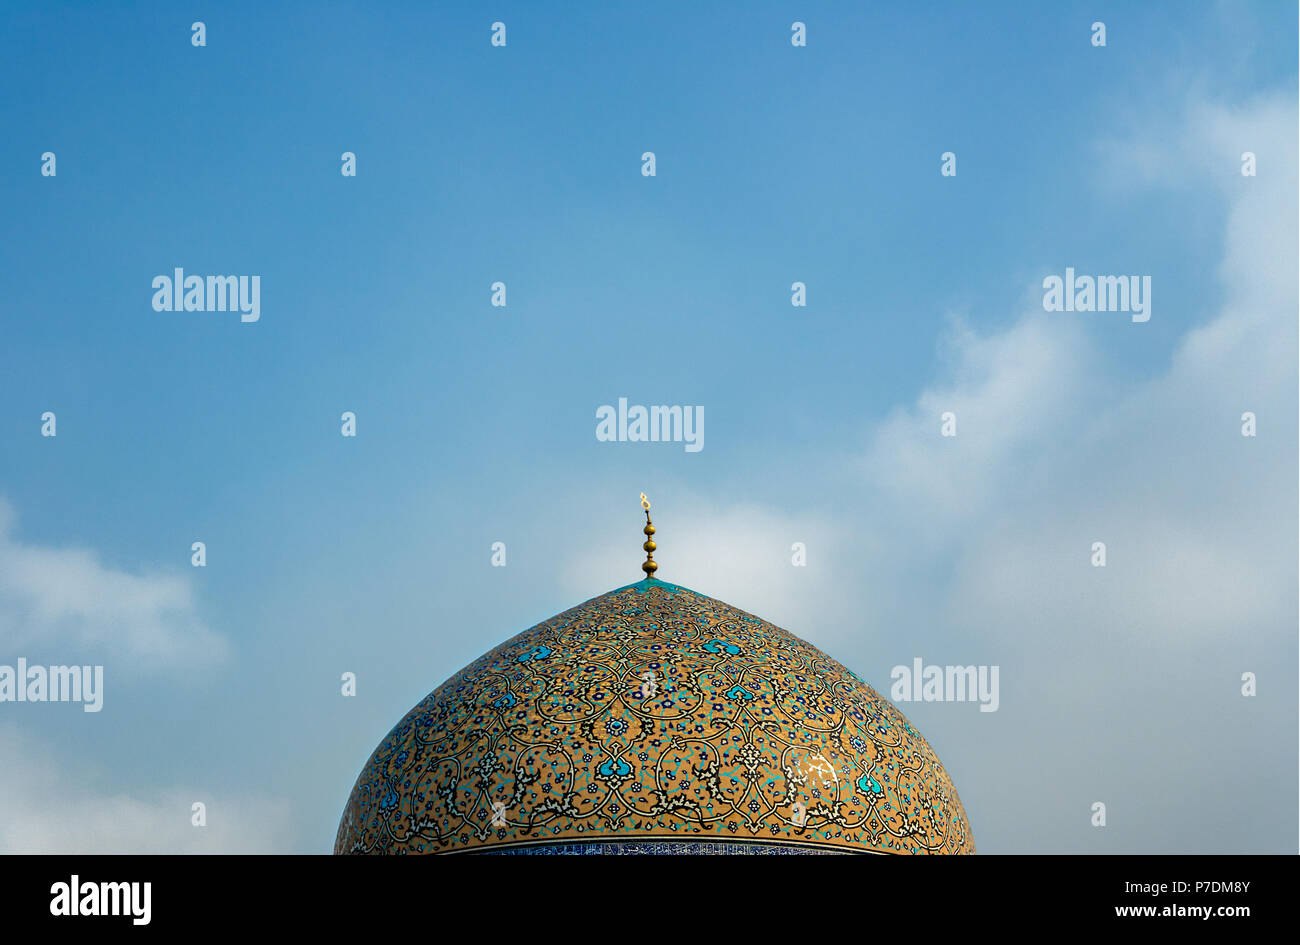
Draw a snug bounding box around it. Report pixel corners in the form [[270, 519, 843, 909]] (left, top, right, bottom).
[[561, 494, 849, 637], [0, 499, 228, 671], [560, 86, 1294, 659], [0, 724, 291, 853], [858, 87, 1297, 646], [862, 314, 1094, 542], [554, 88, 1296, 853], [847, 90, 1296, 852]]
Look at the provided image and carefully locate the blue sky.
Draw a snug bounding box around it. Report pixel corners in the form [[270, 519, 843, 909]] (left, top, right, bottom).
[[1, 1, 1296, 853]]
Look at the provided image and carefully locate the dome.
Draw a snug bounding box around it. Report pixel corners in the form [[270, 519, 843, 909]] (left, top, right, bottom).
[[334, 573, 975, 855]]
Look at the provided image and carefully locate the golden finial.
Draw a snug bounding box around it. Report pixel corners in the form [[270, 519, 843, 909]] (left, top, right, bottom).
[[640, 492, 658, 579]]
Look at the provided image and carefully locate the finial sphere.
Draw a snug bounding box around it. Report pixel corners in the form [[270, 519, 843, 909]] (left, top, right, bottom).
[[640, 495, 657, 579]]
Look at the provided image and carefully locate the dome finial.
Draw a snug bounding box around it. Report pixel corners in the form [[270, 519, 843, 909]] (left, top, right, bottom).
[[640, 493, 658, 579]]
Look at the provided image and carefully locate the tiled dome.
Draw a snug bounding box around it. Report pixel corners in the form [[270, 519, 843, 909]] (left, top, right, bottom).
[[335, 578, 974, 855]]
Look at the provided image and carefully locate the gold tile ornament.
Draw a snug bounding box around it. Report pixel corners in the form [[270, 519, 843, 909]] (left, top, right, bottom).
[[335, 500, 974, 855]]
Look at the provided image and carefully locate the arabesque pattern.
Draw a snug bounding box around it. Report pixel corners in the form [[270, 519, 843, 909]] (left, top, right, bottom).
[[335, 579, 974, 854]]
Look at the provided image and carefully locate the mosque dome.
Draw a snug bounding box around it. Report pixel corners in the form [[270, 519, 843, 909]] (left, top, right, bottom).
[[334, 502, 975, 855]]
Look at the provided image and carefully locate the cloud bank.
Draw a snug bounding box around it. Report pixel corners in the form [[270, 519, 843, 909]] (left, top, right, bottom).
[[0, 499, 228, 671]]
